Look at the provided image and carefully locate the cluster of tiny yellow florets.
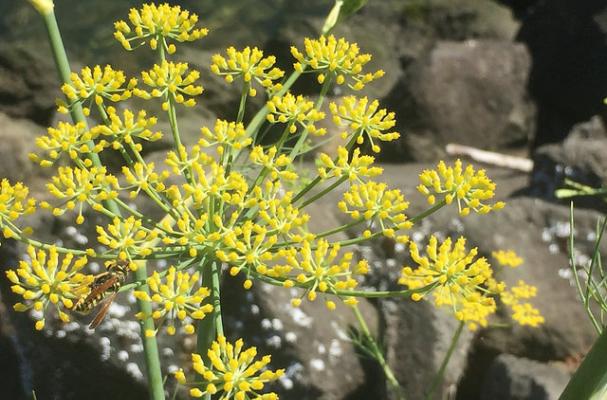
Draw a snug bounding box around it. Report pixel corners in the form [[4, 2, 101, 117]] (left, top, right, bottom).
[[266, 93, 326, 135], [492, 250, 524, 268], [249, 147, 298, 181], [30, 121, 105, 167], [418, 160, 506, 216], [199, 120, 253, 156], [276, 239, 368, 309], [6, 246, 92, 330], [0, 179, 36, 238], [114, 3, 208, 53], [42, 166, 119, 224], [330, 96, 400, 153], [175, 336, 284, 399], [500, 280, 544, 327], [317, 147, 383, 181], [398, 237, 544, 330], [211, 47, 285, 96], [91, 107, 162, 151], [134, 60, 203, 109], [338, 181, 412, 243], [58, 65, 137, 116], [399, 236, 497, 329], [291, 35, 384, 90], [134, 266, 213, 335], [96, 216, 158, 263]]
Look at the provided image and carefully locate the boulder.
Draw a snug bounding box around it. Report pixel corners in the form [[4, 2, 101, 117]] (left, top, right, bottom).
[[531, 116, 607, 209], [515, 0, 607, 147], [0, 43, 57, 125], [0, 112, 43, 183], [383, 40, 534, 161], [480, 354, 569, 400]]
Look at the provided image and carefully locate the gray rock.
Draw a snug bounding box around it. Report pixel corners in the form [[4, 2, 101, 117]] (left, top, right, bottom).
[[0, 43, 58, 125], [531, 116, 607, 208], [0, 112, 42, 183], [480, 354, 570, 400], [516, 0, 607, 148], [384, 39, 534, 161]]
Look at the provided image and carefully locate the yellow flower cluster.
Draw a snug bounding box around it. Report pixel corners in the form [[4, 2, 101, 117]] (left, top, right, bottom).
[[134, 266, 213, 335], [134, 60, 203, 109], [291, 35, 384, 90], [417, 160, 506, 216], [211, 47, 285, 96], [175, 336, 284, 399], [200, 120, 253, 157], [500, 280, 544, 327], [399, 236, 496, 329], [0, 180, 36, 238], [266, 93, 326, 135], [30, 121, 105, 167], [330, 96, 400, 153], [122, 162, 169, 198], [43, 166, 119, 224], [317, 147, 383, 181], [492, 250, 523, 268], [338, 181, 412, 242], [249, 146, 298, 181], [114, 3, 208, 53], [96, 216, 159, 263], [91, 107, 162, 151], [6, 246, 92, 330], [277, 240, 368, 309], [59, 65, 137, 115]]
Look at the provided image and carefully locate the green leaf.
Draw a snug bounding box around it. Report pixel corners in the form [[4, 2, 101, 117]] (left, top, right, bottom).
[[322, 0, 368, 35]]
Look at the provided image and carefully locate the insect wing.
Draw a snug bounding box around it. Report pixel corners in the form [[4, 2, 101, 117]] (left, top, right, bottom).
[[89, 291, 117, 329]]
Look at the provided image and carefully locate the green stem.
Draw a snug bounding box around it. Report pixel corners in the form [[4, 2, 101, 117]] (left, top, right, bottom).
[[560, 327, 607, 400], [424, 321, 464, 400], [42, 10, 165, 400], [197, 260, 224, 359], [237, 82, 249, 123], [289, 74, 333, 159], [410, 199, 447, 225], [352, 305, 405, 400], [245, 70, 302, 139], [299, 176, 347, 208]]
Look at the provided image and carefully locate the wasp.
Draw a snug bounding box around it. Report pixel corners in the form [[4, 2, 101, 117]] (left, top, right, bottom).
[[73, 260, 130, 329]]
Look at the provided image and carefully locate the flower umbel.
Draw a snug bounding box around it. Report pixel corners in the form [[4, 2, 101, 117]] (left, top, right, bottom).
[[417, 159, 506, 216], [134, 266, 212, 335], [492, 250, 523, 268], [338, 181, 412, 242], [96, 216, 159, 263], [59, 65, 137, 115], [30, 121, 106, 167], [43, 166, 119, 224], [134, 61, 203, 108], [114, 3, 208, 53], [266, 93, 326, 135], [500, 280, 544, 327], [91, 107, 162, 151], [0, 180, 36, 238], [330, 96, 399, 153], [211, 47, 285, 96], [276, 239, 369, 309], [175, 336, 284, 399], [6, 246, 92, 330], [291, 35, 384, 90], [399, 236, 496, 329]]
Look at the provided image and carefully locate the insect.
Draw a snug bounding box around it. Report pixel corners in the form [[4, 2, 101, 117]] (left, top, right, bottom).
[[73, 260, 130, 329]]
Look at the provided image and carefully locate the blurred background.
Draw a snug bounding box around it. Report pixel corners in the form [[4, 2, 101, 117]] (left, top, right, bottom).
[[1, 0, 607, 399]]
